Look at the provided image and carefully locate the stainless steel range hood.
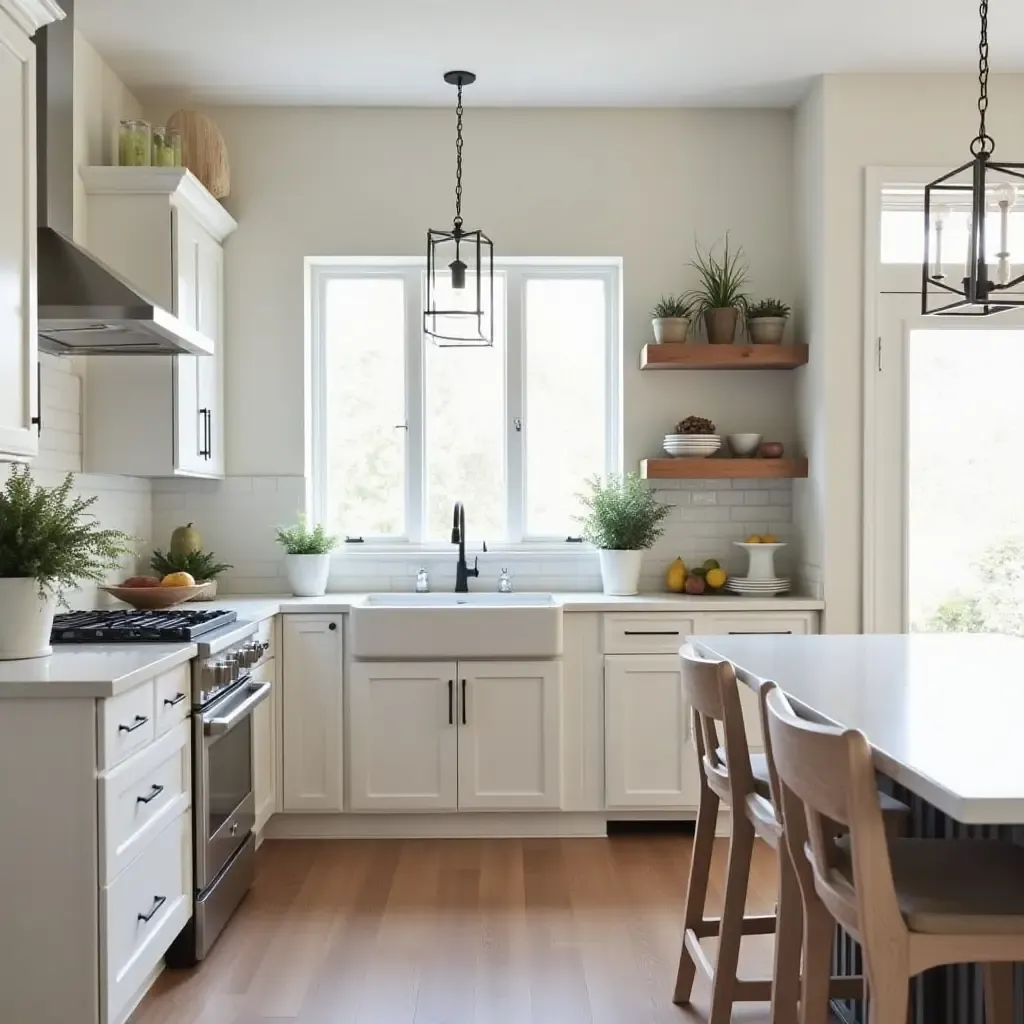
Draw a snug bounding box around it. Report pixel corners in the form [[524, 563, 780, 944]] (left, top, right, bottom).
[[35, 0, 213, 356]]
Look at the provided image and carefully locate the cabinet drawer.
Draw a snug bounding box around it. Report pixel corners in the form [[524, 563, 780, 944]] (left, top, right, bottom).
[[153, 665, 190, 737], [101, 811, 191, 1024], [99, 681, 156, 770], [98, 721, 191, 885], [602, 613, 697, 654], [696, 612, 816, 636]]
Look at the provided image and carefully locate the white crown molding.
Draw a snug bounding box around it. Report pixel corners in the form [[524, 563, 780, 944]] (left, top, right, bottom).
[[0, 0, 64, 35], [79, 166, 238, 242]]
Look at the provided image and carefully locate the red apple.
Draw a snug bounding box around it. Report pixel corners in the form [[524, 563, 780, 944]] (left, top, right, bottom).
[[122, 575, 161, 588]]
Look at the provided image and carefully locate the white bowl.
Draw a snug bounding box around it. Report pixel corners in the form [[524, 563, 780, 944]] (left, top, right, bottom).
[[726, 433, 763, 457], [665, 434, 720, 441]]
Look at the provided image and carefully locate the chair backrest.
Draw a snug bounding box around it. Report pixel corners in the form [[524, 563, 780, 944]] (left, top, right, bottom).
[[763, 685, 904, 948]]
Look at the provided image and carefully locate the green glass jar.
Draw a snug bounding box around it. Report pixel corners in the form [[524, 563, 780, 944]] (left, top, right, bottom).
[[151, 125, 178, 167], [118, 120, 151, 167]]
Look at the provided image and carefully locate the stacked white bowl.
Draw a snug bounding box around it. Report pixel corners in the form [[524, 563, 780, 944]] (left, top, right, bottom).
[[725, 541, 790, 594], [663, 433, 721, 458]]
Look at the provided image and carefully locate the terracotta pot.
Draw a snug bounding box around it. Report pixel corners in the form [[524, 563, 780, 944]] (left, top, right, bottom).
[[704, 307, 739, 345], [748, 316, 787, 344], [651, 317, 689, 344]]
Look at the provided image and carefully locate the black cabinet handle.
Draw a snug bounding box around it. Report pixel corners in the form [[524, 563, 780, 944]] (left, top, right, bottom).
[[136, 784, 165, 805], [726, 631, 793, 635], [461, 679, 467, 725], [163, 692, 187, 708], [118, 714, 149, 734], [30, 362, 41, 435], [448, 679, 454, 725], [624, 630, 680, 636], [137, 895, 167, 923], [198, 408, 211, 458], [206, 409, 213, 459], [328, 622, 337, 631]]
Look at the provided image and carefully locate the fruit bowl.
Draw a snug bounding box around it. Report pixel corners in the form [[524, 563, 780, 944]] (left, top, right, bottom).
[[100, 583, 212, 610]]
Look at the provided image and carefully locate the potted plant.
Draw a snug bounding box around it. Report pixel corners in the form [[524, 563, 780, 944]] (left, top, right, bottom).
[[0, 467, 134, 659], [575, 473, 672, 596], [275, 514, 338, 597], [685, 235, 750, 344], [650, 295, 694, 344], [746, 298, 791, 344], [150, 548, 233, 600]]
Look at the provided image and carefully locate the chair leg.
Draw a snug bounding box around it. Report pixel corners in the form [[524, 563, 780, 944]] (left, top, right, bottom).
[[866, 962, 909, 1024], [798, 894, 834, 1024], [673, 785, 720, 1004], [769, 842, 801, 1024], [983, 962, 1016, 1024], [707, 814, 755, 1024]]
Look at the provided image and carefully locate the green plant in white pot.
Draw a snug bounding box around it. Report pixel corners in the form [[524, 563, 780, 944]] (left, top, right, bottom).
[[650, 294, 695, 344], [0, 467, 134, 659], [576, 474, 672, 596], [746, 298, 791, 344], [275, 514, 338, 597]]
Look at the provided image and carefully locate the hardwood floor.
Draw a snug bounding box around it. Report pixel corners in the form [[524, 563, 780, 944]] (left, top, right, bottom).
[[131, 835, 785, 1024]]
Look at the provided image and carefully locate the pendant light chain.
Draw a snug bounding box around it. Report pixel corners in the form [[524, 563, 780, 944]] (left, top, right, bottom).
[[971, 0, 995, 156], [454, 80, 464, 230]]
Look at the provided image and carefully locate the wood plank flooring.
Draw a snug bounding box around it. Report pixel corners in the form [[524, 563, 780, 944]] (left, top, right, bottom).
[[131, 835, 784, 1024]]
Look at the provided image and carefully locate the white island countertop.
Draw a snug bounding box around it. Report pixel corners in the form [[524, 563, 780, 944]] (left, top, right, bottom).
[[693, 633, 1024, 826]]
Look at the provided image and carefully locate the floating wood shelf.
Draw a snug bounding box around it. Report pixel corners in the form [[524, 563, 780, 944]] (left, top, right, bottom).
[[641, 458, 809, 480], [640, 344, 808, 370]]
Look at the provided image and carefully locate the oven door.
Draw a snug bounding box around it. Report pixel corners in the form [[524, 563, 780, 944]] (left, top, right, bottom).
[[195, 678, 271, 889]]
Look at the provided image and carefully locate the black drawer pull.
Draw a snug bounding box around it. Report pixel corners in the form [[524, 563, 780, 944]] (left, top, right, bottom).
[[448, 679, 454, 725], [726, 631, 793, 635], [137, 895, 166, 923], [624, 630, 680, 636], [136, 784, 165, 805], [461, 678, 467, 725], [118, 714, 149, 734], [328, 622, 337, 631], [163, 692, 187, 708]]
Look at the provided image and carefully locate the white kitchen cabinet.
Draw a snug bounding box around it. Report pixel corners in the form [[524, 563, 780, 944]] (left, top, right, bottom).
[[349, 662, 458, 811], [80, 167, 237, 478], [604, 654, 701, 810], [0, 3, 44, 461], [458, 661, 562, 810], [252, 656, 277, 832], [282, 616, 344, 812], [695, 612, 817, 636]]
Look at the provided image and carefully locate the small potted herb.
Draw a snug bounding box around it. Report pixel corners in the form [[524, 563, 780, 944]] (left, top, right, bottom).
[[275, 514, 338, 597], [575, 474, 672, 596], [650, 295, 694, 344], [0, 467, 134, 659], [150, 548, 233, 599], [746, 298, 791, 344], [685, 234, 750, 344]]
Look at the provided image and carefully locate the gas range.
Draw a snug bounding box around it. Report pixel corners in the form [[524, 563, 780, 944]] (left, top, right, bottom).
[[51, 608, 237, 643]]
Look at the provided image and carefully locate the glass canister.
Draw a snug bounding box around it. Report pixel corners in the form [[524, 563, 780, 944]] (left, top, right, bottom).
[[170, 127, 182, 167], [118, 120, 151, 166], [152, 126, 182, 167]]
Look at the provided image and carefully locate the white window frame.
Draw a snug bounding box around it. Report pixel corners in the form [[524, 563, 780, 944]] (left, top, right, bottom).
[[306, 255, 622, 552]]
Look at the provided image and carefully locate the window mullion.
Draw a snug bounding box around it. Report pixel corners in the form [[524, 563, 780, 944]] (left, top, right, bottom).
[[405, 268, 425, 543], [506, 268, 525, 543]]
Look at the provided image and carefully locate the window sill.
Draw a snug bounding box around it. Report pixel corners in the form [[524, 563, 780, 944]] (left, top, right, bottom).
[[333, 543, 597, 560]]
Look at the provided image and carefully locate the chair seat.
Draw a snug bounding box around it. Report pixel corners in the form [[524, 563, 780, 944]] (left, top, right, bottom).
[[834, 839, 1024, 935], [715, 746, 773, 798]]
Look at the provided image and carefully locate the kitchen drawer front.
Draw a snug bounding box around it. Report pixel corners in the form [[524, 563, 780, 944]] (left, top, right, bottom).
[[695, 612, 817, 636], [98, 721, 191, 885], [153, 664, 190, 737], [101, 810, 191, 1024], [255, 615, 275, 662], [99, 681, 156, 770], [602, 613, 697, 655]]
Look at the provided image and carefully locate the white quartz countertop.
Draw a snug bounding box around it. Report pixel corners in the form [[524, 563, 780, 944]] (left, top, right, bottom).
[[693, 633, 1024, 826]]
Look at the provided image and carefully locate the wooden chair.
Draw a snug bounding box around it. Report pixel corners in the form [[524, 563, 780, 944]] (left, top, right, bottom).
[[764, 682, 1024, 1024]]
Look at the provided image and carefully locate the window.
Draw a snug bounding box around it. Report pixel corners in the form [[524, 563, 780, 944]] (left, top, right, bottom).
[[309, 258, 621, 547]]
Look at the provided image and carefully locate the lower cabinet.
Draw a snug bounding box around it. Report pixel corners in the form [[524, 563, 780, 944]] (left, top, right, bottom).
[[348, 660, 562, 812]]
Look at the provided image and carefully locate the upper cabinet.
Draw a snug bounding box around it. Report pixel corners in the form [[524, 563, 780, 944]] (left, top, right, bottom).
[[80, 168, 237, 478]]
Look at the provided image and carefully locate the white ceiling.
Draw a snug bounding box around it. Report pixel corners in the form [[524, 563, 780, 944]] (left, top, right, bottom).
[[76, 0, 1024, 107]]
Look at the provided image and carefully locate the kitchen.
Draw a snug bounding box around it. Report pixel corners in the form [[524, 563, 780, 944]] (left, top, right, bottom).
[[2, 1, 1024, 1023]]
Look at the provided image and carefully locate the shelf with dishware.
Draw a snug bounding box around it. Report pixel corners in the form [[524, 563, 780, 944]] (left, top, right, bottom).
[[641, 458, 808, 480], [640, 343, 808, 370]]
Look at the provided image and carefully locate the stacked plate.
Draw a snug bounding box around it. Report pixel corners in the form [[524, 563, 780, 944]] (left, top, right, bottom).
[[725, 577, 791, 595], [664, 433, 721, 458]]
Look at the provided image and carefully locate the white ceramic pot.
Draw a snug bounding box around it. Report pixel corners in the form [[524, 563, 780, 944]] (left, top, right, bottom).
[[652, 317, 690, 344], [747, 316, 787, 344], [0, 578, 57, 660], [599, 550, 645, 597], [285, 553, 331, 597]]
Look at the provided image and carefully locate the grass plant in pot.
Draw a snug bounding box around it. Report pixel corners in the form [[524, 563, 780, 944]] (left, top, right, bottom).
[[276, 514, 338, 597], [650, 294, 694, 344], [686, 235, 750, 345], [0, 467, 134, 659], [576, 473, 672, 596], [746, 298, 791, 344]]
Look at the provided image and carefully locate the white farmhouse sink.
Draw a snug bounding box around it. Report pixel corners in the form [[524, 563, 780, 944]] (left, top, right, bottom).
[[350, 592, 563, 659]]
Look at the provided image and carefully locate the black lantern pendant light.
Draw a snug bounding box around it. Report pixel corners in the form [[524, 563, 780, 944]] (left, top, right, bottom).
[[923, 0, 1024, 315], [424, 71, 494, 346]]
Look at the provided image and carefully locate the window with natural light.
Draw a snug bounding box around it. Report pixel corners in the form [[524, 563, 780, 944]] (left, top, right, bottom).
[[309, 259, 621, 547]]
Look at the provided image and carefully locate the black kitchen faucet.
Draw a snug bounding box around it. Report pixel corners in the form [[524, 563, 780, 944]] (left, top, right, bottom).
[[451, 501, 480, 593]]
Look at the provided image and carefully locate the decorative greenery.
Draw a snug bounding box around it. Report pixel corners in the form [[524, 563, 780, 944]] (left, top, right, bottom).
[[0, 466, 134, 604], [747, 298, 791, 320], [275, 513, 338, 555], [574, 474, 672, 551], [684, 234, 750, 317], [650, 294, 694, 319], [151, 548, 233, 581]]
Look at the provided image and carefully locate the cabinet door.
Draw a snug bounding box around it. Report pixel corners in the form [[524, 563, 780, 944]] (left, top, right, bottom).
[[349, 661, 458, 811], [282, 616, 344, 811], [196, 234, 224, 475], [604, 655, 700, 810], [251, 657, 277, 832], [457, 661, 563, 810], [0, 10, 37, 460], [172, 211, 203, 474]]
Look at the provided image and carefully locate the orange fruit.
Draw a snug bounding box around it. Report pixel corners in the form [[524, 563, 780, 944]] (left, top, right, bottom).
[[160, 571, 196, 588]]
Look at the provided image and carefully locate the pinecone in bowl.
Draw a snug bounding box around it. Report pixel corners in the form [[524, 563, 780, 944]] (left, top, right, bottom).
[[675, 415, 717, 435]]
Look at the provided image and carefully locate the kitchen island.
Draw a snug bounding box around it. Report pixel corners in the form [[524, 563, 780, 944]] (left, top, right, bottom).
[[693, 633, 1024, 1024]]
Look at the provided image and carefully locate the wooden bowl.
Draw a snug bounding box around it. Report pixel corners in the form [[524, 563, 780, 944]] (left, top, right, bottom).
[[100, 585, 209, 610]]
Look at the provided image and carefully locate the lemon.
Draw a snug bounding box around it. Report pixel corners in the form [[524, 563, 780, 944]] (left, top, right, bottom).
[[160, 571, 196, 588], [761, 534, 778, 544], [706, 567, 727, 589], [665, 557, 687, 593], [745, 534, 762, 544]]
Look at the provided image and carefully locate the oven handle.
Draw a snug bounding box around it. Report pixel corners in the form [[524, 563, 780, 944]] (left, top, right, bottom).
[[202, 681, 271, 736]]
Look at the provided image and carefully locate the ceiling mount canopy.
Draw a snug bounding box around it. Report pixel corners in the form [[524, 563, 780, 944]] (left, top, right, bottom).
[[424, 69, 494, 347], [923, 0, 1024, 316]]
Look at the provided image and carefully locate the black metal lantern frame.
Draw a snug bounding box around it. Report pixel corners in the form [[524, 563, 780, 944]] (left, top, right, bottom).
[[424, 70, 495, 347]]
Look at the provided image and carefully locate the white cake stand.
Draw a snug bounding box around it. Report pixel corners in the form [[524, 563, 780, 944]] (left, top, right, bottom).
[[733, 542, 787, 581]]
